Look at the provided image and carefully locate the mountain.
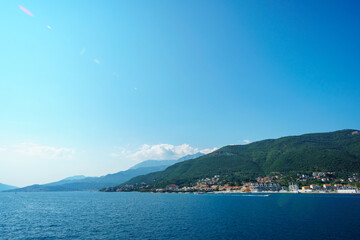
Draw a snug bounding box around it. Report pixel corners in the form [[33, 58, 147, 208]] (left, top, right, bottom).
[[44, 175, 88, 187], [122, 130, 360, 187], [177, 152, 205, 161], [130, 153, 204, 169], [0, 183, 18, 191], [8, 153, 203, 192], [8, 166, 167, 192], [62, 175, 87, 181]]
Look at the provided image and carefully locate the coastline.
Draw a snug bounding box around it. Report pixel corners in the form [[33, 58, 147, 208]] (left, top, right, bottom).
[[121, 190, 360, 195], [208, 191, 360, 195]]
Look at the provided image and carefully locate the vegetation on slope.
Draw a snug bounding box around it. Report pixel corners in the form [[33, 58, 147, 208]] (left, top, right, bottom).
[[122, 130, 360, 187]]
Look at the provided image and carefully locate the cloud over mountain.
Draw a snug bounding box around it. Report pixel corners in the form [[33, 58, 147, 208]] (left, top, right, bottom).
[[111, 144, 217, 162]]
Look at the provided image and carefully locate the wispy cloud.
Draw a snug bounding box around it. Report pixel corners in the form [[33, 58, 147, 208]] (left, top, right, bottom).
[[15, 143, 75, 159], [243, 139, 251, 144], [111, 144, 217, 162], [0, 147, 7, 152]]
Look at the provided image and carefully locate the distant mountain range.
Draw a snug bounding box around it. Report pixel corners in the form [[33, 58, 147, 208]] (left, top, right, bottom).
[[0, 183, 18, 191], [130, 153, 204, 169], [6, 153, 203, 192], [121, 129, 360, 187]]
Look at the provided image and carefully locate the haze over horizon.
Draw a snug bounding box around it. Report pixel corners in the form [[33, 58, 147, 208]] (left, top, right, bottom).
[[1, 0, 359, 187]]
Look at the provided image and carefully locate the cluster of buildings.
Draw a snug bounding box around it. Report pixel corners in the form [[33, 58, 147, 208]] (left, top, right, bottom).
[[106, 172, 359, 194], [296, 172, 360, 183], [149, 182, 358, 193], [249, 182, 283, 192], [300, 184, 357, 193], [195, 175, 221, 186], [152, 183, 242, 193]]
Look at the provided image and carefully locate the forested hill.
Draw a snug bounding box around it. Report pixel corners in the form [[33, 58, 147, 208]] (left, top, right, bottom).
[[130, 153, 204, 169], [122, 130, 360, 187]]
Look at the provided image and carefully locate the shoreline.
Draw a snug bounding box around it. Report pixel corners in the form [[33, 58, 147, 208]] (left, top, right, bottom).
[[209, 191, 360, 194], [128, 190, 360, 195]]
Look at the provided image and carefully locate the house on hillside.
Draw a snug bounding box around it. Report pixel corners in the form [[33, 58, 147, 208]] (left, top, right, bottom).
[[166, 184, 179, 191]]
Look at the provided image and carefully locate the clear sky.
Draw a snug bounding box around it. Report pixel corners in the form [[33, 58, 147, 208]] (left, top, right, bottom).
[[1, 0, 359, 187]]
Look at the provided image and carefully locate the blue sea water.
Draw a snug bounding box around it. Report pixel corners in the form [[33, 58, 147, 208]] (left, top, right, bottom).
[[0, 192, 359, 240]]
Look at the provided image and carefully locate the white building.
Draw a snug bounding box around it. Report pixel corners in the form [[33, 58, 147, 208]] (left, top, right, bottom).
[[337, 189, 357, 193]]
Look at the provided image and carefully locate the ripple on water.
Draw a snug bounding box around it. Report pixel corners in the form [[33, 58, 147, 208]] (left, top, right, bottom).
[[0, 192, 360, 240]]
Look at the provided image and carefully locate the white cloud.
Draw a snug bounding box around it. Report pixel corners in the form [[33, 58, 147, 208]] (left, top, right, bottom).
[[131, 144, 197, 161], [243, 139, 251, 144], [112, 144, 218, 163], [0, 147, 6, 152], [200, 147, 218, 154], [15, 143, 75, 159]]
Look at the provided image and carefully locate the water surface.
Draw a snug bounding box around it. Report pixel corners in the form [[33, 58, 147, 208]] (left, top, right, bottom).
[[0, 192, 359, 239]]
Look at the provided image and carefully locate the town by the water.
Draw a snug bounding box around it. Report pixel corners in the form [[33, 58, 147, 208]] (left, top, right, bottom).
[[104, 172, 360, 194]]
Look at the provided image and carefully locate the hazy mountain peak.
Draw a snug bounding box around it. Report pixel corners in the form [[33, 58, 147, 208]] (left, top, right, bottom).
[[62, 175, 87, 181], [0, 183, 18, 191], [130, 152, 205, 170]]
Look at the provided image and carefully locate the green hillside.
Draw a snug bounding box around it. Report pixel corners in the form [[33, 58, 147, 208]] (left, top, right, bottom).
[[122, 130, 360, 187]]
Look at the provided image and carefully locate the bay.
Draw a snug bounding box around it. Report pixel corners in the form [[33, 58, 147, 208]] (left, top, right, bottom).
[[0, 192, 359, 239]]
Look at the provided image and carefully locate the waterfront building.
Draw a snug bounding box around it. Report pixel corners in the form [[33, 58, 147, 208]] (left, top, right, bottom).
[[310, 184, 322, 190], [166, 184, 179, 191], [250, 182, 281, 192], [289, 183, 299, 192]]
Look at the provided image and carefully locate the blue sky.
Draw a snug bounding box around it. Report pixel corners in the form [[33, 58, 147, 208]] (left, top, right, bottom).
[[1, 0, 359, 186]]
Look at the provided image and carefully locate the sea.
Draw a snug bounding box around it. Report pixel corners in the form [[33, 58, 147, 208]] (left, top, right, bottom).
[[0, 192, 359, 240]]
